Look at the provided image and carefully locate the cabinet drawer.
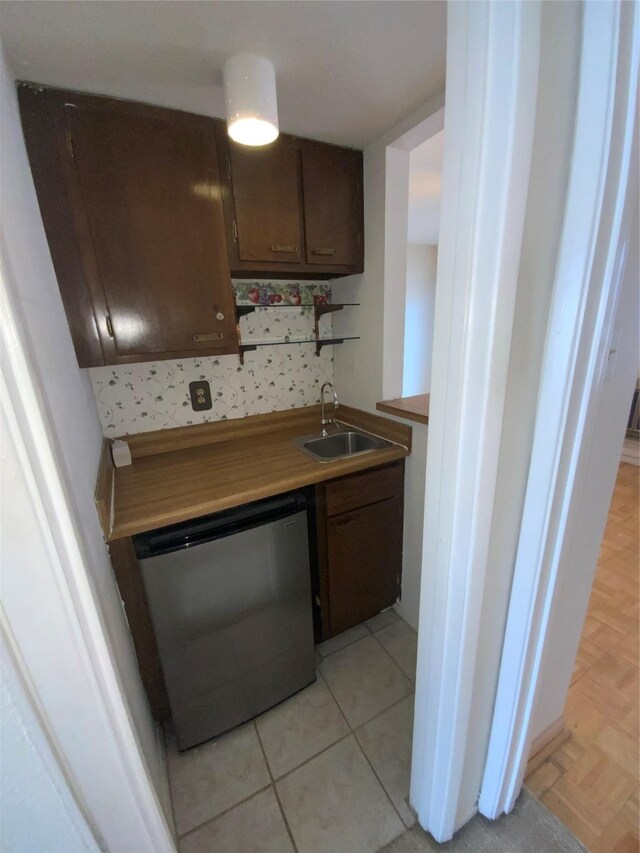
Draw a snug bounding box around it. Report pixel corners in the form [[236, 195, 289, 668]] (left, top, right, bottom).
[[324, 461, 404, 517]]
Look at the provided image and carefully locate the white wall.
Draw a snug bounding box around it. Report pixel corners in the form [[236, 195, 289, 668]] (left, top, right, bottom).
[[395, 424, 428, 629], [1, 642, 97, 852], [407, 130, 443, 246], [403, 245, 437, 397], [530, 192, 639, 739], [0, 43, 170, 825]]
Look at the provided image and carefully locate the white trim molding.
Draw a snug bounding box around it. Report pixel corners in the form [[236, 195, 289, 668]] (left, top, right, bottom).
[[382, 106, 445, 400], [0, 257, 175, 851], [410, 1, 541, 841], [479, 0, 639, 820]]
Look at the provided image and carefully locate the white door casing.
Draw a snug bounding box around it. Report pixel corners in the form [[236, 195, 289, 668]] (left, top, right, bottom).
[[410, 1, 542, 841], [479, 0, 639, 818], [0, 256, 176, 851], [382, 106, 445, 401]]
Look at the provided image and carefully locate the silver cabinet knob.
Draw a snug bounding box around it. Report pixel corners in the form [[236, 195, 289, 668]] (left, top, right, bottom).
[[216, 312, 225, 321]]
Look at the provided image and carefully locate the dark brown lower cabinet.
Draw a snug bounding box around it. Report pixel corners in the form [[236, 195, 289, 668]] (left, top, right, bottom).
[[314, 461, 404, 639], [108, 537, 171, 721]]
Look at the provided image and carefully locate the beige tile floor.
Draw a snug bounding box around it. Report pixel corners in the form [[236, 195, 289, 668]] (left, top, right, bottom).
[[168, 608, 418, 853]]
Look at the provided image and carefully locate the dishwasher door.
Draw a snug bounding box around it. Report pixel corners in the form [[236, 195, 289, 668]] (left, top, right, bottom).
[[136, 494, 315, 750]]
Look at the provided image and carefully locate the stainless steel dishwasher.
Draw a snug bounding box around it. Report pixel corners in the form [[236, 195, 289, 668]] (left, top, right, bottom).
[[134, 491, 315, 750]]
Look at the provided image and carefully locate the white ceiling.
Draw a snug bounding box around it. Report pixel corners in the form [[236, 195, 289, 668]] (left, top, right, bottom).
[[407, 129, 443, 245], [0, 1, 446, 149]]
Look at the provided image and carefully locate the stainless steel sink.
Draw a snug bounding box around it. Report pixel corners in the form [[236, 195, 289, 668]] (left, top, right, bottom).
[[293, 427, 392, 462]]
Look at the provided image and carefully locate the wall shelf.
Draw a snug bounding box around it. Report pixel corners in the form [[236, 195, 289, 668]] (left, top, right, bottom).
[[239, 336, 360, 361], [234, 302, 359, 364], [235, 302, 359, 319]]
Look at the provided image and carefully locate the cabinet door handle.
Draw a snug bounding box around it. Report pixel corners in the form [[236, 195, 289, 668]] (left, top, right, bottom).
[[271, 244, 297, 253], [333, 517, 354, 533], [313, 248, 336, 256], [193, 333, 224, 342]]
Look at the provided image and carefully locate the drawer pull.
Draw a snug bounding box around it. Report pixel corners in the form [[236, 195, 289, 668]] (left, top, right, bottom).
[[333, 517, 355, 533], [313, 248, 336, 256], [271, 244, 297, 253], [193, 332, 224, 342]]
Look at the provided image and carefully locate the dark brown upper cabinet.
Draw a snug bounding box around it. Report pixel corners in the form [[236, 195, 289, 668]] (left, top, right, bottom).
[[226, 136, 305, 265], [18, 85, 238, 367], [217, 124, 364, 278], [302, 141, 363, 268]]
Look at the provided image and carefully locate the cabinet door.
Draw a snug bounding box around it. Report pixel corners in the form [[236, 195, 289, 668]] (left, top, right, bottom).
[[227, 138, 304, 264], [302, 143, 363, 269], [66, 103, 237, 357], [327, 495, 403, 636]]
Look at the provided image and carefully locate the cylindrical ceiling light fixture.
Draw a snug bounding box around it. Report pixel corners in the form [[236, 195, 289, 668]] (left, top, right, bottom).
[[223, 53, 279, 146]]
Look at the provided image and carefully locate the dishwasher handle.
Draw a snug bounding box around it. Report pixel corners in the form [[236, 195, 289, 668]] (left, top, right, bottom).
[[133, 491, 307, 559]]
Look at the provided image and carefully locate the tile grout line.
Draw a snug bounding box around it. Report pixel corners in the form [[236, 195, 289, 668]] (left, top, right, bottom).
[[319, 654, 414, 736], [252, 719, 275, 784], [316, 611, 400, 661], [176, 781, 273, 842], [186, 662, 411, 802], [369, 623, 417, 685], [353, 730, 412, 833], [321, 616, 415, 688], [252, 720, 299, 853], [172, 631, 375, 840], [318, 630, 370, 661], [271, 729, 354, 785], [172, 616, 417, 847], [316, 667, 352, 732], [318, 665, 414, 830], [272, 783, 299, 853]]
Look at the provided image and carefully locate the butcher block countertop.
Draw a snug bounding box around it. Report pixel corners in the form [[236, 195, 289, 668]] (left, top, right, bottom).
[[96, 404, 412, 542]]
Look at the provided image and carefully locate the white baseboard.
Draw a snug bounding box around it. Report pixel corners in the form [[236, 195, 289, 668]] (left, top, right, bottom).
[[621, 436, 640, 466], [525, 717, 569, 777]]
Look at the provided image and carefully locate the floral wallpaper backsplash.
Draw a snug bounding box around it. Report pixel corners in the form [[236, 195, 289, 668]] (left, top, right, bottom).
[[88, 282, 336, 436]]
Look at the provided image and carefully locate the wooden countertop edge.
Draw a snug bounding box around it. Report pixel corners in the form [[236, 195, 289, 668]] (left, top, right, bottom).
[[107, 444, 409, 541], [94, 438, 114, 538], [97, 404, 412, 542], [376, 394, 430, 425]]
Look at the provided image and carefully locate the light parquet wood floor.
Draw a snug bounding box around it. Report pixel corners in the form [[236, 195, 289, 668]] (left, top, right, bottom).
[[526, 462, 639, 852]]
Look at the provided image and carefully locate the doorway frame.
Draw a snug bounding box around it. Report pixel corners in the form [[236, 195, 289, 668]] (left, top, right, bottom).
[[0, 256, 176, 850], [381, 108, 444, 401], [408, 0, 543, 841], [479, 0, 639, 818], [408, 0, 637, 841]]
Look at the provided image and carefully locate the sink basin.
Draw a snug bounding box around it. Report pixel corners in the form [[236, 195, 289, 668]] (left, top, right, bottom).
[[293, 428, 391, 462]]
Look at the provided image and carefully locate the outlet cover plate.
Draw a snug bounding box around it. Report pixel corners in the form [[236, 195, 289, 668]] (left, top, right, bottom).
[[189, 380, 212, 411]]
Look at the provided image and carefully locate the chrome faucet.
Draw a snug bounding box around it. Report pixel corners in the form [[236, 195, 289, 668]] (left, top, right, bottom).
[[320, 382, 339, 436]]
